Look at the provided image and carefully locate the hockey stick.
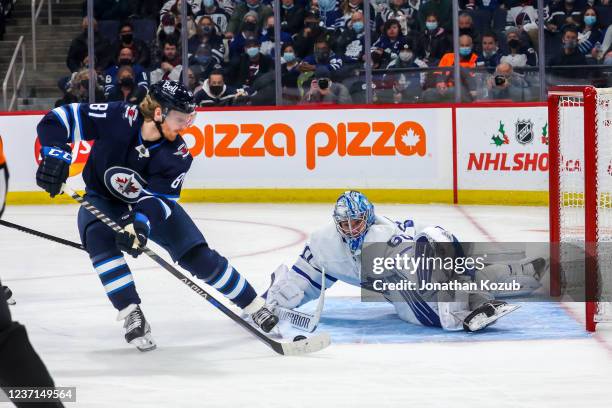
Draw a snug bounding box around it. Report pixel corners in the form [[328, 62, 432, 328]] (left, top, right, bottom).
[[274, 268, 326, 333], [0, 219, 85, 250], [1, 215, 330, 333], [61, 185, 330, 356]]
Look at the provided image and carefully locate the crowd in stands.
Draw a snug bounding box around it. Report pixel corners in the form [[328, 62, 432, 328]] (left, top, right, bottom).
[[54, 0, 612, 107]]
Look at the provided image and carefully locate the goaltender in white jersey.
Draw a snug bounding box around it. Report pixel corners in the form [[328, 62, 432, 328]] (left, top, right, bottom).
[[265, 191, 546, 332]]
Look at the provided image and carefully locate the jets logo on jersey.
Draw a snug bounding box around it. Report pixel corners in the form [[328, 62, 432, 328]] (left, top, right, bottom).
[[124, 105, 139, 127], [104, 167, 148, 203], [174, 143, 190, 158]]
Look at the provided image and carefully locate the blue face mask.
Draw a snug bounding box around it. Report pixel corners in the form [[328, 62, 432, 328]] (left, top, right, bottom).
[[283, 52, 296, 62], [426, 21, 438, 31], [203, 0, 214, 7], [459, 46, 472, 57], [246, 46, 260, 57], [585, 15, 597, 26], [282, 3, 294, 9], [318, 0, 336, 11], [352, 21, 364, 33]]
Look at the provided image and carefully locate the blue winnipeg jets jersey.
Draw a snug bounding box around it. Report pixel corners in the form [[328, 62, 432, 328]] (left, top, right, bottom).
[[36, 102, 192, 226]]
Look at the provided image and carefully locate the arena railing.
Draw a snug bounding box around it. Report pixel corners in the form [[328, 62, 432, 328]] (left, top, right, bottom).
[[31, 0, 53, 71], [2, 36, 27, 111]]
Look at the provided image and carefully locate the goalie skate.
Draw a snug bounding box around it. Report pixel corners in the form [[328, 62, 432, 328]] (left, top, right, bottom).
[[120, 304, 157, 352], [462, 300, 520, 332]]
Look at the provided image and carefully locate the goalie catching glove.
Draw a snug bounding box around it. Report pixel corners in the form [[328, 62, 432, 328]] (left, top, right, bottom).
[[116, 212, 150, 258]]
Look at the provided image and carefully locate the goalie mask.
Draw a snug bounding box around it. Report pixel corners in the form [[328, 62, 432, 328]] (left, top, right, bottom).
[[333, 190, 375, 254]]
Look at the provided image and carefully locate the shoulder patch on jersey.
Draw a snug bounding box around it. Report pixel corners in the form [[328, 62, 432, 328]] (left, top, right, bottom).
[[104, 166, 148, 203], [173, 142, 190, 158], [123, 105, 139, 127]]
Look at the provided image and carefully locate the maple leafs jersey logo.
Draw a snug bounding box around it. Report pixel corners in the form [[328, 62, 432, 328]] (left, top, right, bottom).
[[124, 105, 139, 127], [104, 166, 148, 203]]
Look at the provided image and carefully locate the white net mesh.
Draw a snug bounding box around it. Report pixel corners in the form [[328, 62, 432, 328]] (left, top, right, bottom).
[[556, 90, 612, 325]]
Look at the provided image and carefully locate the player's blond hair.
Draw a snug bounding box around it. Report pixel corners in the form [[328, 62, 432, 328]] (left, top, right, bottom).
[[139, 94, 161, 121]]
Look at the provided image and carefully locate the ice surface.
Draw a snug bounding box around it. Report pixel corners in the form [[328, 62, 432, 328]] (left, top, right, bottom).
[[1, 203, 611, 408]]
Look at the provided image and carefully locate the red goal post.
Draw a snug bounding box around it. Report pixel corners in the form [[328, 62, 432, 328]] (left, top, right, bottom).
[[548, 85, 612, 332]]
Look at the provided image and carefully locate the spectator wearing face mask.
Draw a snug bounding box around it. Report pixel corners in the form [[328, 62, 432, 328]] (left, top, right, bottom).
[[103, 47, 149, 98], [189, 15, 225, 64], [195, 69, 248, 106], [302, 66, 352, 104], [458, 13, 481, 54], [477, 32, 502, 71], [196, 0, 231, 34], [111, 22, 152, 69], [431, 34, 478, 100], [377, 0, 419, 37], [152, 13, 181, 66], [280, 0, 306, 35], [500, 27, 537, 67], [281, 43, 302, 103], [333, 11, 367, 67], [106, 65, 147, 104], [229, 11, 260, 59], [301, 38, 344, 77], [548, 25, 588, 81], [382, 42, 427, 103], [259, 15, 293, 56], [190, 43, 223, 82], [418, 0, 451, 31], [228, 37, 274, 87], [340, 0, 377, 33], [55, 69, 106, 107], [310, 0, 345, 31], [415, 12, 452, 65], [293, 12, 327, 59], [578, 7, 603, 56], [227, 0, 273, 38], [485, 62, 532, 101]]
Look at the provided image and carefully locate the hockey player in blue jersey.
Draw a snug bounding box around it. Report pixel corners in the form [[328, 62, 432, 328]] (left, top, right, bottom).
[[265, 191, 542, 332], [35, 80, 278, 351]]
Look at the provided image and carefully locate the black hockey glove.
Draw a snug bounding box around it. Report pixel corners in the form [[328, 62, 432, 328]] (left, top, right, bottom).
[[116, 212, 151, 258], [36, 145, 72, 197]]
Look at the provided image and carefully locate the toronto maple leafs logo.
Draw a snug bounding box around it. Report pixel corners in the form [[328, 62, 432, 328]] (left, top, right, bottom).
[[124, 105, 139, 127], [103, 167, 147, 203]]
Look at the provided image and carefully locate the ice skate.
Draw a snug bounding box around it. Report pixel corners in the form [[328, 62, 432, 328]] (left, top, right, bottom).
[[119, 304, 156, 352]]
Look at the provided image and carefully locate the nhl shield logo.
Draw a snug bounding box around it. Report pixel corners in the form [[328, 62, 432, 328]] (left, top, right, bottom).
[[515, 120, 534, 144]]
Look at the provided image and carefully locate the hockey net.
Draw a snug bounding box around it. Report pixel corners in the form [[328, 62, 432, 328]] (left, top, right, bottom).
[[549, 86, 612, 332]]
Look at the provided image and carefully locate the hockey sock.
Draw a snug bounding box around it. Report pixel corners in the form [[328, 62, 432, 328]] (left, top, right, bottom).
[[86, 222, 140, 311], [179, 244, 258, 309]]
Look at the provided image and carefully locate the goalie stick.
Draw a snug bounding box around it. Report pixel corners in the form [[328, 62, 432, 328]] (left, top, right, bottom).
[[273, 268, 326, 333], [60, 185, 330, 356]]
